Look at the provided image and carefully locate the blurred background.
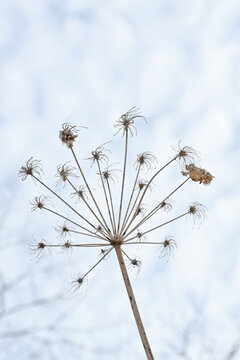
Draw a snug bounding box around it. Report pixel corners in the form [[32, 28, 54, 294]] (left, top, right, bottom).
[[0, 0, 240, 359]]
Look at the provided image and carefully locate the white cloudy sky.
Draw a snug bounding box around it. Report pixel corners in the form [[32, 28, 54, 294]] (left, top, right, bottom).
[[0, 0, 240, 359]]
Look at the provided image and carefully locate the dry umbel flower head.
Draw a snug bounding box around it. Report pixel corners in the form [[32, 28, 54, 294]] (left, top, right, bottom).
[[19, 108, 213, 360]]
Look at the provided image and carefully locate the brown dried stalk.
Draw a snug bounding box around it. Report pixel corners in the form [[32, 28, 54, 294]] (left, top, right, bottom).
[[19, 108, 213, 360]]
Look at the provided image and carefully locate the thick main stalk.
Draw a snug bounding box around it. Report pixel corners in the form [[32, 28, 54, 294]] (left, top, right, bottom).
[[115, 245, 154, 360]]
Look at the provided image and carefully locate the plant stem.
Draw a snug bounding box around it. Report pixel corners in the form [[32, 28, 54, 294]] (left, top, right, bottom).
[[115, 245, 154, 360], [117, 129, 129, 232], [71, 148, 111, 235], [120, 163, 141, 236], [96, 160, 115, 234]]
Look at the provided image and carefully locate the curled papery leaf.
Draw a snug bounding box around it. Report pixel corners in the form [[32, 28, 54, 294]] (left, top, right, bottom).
[[182, 163, 213, 185]]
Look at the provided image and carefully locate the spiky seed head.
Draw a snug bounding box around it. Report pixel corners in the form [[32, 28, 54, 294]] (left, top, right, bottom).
[[136, 179, 148, 192], [30, 196, 53, 211], [71, 185, 88, 202], [187, 202, 206, 226], [38, 242, 45, 249], [87, 142, 111, 166], [136, 231, 146, 240], [114, 107, 146, 136], [159, 200, 172, 212], [135, 205, 146, 217], [100, 166, 120, 183], [159, 236, 177, 259], [56, 163, 78, 185], [18, 157, 43, 181], [59, 123, 78, 148], [173, 142, 200, 168], [136, 152, 157, 171], [131, 258, 141, 268], [63, 240, 71, 249]]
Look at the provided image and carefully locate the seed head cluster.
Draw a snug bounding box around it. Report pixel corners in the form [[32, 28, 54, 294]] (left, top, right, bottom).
[[19, 108, 213, 291]]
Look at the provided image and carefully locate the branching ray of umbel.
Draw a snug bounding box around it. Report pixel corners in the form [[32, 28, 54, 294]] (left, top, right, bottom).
[[19, 108, 213, 360]]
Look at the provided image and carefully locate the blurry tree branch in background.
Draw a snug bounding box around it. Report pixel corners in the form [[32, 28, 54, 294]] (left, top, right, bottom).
[[0, 266, 120, 359], [159, 295, 240, 360]]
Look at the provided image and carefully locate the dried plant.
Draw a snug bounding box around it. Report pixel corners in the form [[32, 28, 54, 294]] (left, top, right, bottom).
[[19, 108, 213, 360]]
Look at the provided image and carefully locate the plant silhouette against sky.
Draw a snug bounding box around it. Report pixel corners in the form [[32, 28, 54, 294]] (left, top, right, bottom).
[[19, 108, 213, 360]]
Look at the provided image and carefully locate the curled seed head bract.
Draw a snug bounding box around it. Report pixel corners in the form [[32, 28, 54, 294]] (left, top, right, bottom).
[[99, 165, 120, 184], [18, 157, 43, 181], [127, 257, 142, 274], [158, 236, 177, 259], [58, 240, 73, 257], [56, 162, 78, 186], [69, 274, 87, 297], [136, 178, 152, 193], [136, 152, 158, 172], [173, 141, 201, 168], [28, 239, 49, 262], [70, 185, 88, 202], [114, 107, 147, 136], [87, 142, 111, 166], [158, 199, 173, 213], [59, 123, 86, 148], [135, 230, 146, 241], [30, 196, 54, 211], [134, 204, 147, 217], [186, 202, 206, 227], [55, 222, 72, 238]]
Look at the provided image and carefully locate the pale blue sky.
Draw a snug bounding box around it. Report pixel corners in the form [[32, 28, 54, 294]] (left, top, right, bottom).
[[0, 1, 240, 359]]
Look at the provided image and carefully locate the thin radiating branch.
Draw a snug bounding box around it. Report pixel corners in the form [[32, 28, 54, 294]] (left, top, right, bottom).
[[96, 159, 115, 234], [122, 241, 165, 246], [32, 175, 98, 232], [69, 229, 109, 239], [121, 188, 142, 236], [120, 163, 141, 236], [42, 207, 109, 241], [117, 128, 129, 232], [44, 243, 111, 248], [124, 212, 188, 241], [67, 178, 109, 235], [121, 248, 132, 261], [70, 148, 111, 235], [82, 247, 113, 279], [127, 177, 190, 237], [105, 178, 117, 235], [124, 156, 178, 234]]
